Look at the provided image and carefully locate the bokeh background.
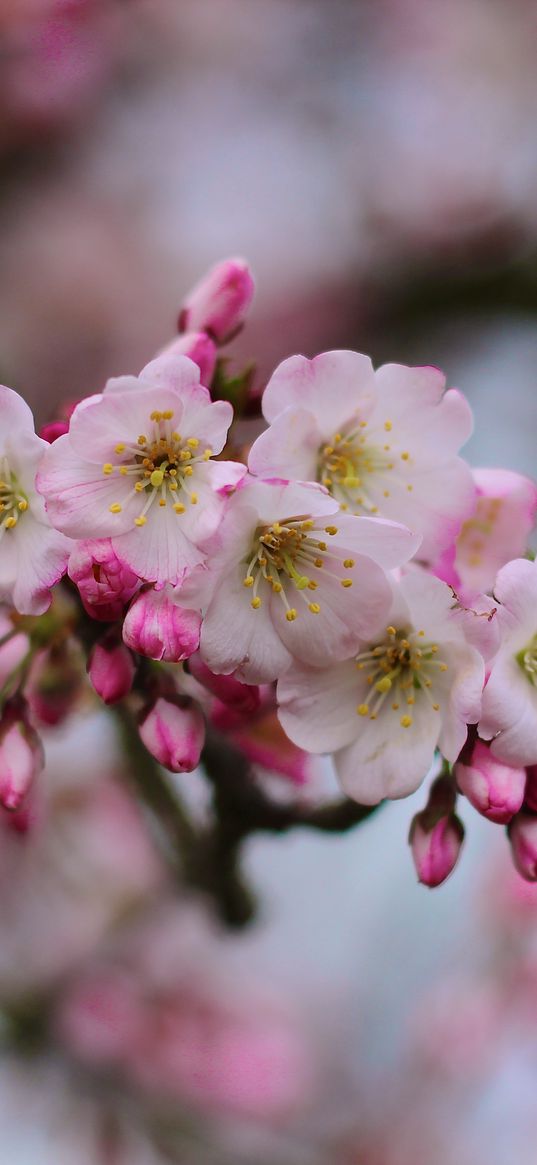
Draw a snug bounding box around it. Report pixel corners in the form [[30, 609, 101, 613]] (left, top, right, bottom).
[[2, 2, 537, 1162]]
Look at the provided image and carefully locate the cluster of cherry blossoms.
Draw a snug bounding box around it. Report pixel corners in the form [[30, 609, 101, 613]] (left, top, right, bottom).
[[2, 255, 537, 900]]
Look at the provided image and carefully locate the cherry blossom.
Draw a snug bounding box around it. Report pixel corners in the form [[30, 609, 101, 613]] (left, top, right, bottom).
[[248, 351, 475, 559], [198, 476, 421, 684], [278, 570, 485, 803], [37, 354, 245, 587], [0, 386, 71, 614], [432, 467, 537, 600], [479, 557, 537, 766]]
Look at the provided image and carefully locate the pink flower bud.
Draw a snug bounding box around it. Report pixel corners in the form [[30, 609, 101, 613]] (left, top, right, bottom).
[[87, 638, 135, 705], [158, 332, 217, 385], [0, 701, 44, 812], [508, 812, 537, 881], [178, 258, 255, 343], [455, 740, 525, 824], [27, 646, 82, 727], [188, 653, 260, 713], [123, 588, 201, 663], [68, 539, 139, 622], [409, 806, 464, 888], [139, 696, 205, 773]]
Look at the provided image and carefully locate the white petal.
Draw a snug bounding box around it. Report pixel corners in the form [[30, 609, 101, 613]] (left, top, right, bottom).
[[201, 565, 292, 683]]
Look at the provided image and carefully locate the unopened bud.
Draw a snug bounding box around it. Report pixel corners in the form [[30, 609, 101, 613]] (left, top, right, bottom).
[[158, 332, 217, 385], [88, 637, 135, 705], [188, 653, 261, 713], [178, 258, 255, 343], [0, 700, 43, 811], [123, 587, 201, 663], [27, 645, 82, 726], [409, 776, 464, 888], [68, 539, 139, 622], [39, 420, 69, 442], [508, 812, 537, 882], [456, 740, 525, 824], [138, 696, 205, 773]]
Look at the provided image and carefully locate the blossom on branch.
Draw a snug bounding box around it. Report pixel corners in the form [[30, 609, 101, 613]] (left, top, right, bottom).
[[37, 355, 245, 588], [249, 351, 475, 559]]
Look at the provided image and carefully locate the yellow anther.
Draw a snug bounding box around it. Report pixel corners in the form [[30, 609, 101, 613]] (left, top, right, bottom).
[[286, 608, 298, 622], [418, 630, 425, 636], [150, 410, 162, 422], [301, 520, 314, 530], [4, 516, 17, 528], [17, 499, 28, 511], [439, 663, 448, 672], [317, 541, 327, 551], [169, 468, 177, 476], [251, 597, 262, 609], [187, 437, 199, 448], [162, 410, 174, 420], [400, 715, 413, 728], [115, 443, 125, 454], [109, 503, 122, 513], [173, 503, 185, 514], [433, 703, 440, 711], [357, 704, 369, 716], [103, 463, 114, 475], [401, 452, 410, 461], [314, 558, 323, 568], [171, 432, 181, 441], [375, 676, 392, 693], [137, 435, 147, 445], [308, 602, 321, 614], [334, 433, 342, 442], [386, 626, 397, 636], [119, 466, 128, 476], [383, 490, 390, 498], [134, 515, 147, 526], [325, 525, 338, 535], [135, 482, 144, 492], [406, 696, 415, 706], [384, 444, 390, 451], [179, 450, 192, 462], [359, 420, 367, 428], [392, 702, 399, 710], [169, 482, 178, 491], [272, 522, 282, 534], [384, 420, 392, 431], [150, 470, 164, 488], [343, 559, 355, 568], [184, 465, 193, 476], [307, 580, 318, 590], [190, 493, 198, 505], [407, 484, 413, 492], [370, 505, 378, 514], [159, 498, 167, 506], [203, 449, 212, 460], [341, 579, 353, 588], [430, 645, 438, 653], [243, 576, 254, 587], [272, 582, 282, 593], [323, 446, 334, 456]]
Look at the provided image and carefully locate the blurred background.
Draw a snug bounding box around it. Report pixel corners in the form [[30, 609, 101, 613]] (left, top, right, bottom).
[[2, 1, 537, 1161]]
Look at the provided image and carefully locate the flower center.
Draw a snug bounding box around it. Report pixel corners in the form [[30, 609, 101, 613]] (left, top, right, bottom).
[[102, 409, 212, 526], [517, 634, 537, 685], [318, 417, 412, 514], [242, 516, 354, 621], [0, 459, 29, 536], [355, 625, 447, 729]]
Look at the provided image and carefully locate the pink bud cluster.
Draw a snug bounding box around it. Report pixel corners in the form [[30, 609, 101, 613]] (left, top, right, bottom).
[[0, 255, 536, 891]]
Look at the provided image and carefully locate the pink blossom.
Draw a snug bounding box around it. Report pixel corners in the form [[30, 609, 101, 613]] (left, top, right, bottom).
[[410, 816, 464, 887], [479, 558, 537, 766], [56, 969, 144, 1068], [508, 812, 537, 882], [455, 739, 525, 824], [26, 645, 82, 727], [68, 537, 140, 621], [278, 570, 485, 803], [158, 332, 217, 386], [0, 386, 71, 614], [0, 700, 44, 812], [138, 696, 205, 773], [249, 351, 475, 559], [37, 354, 245, 588], [178, 257, 255, 343], [432, 467, 537, 599], [87, 638, 135, 705], [199, 476, 420, 684], [123, 586, 201, 663]]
